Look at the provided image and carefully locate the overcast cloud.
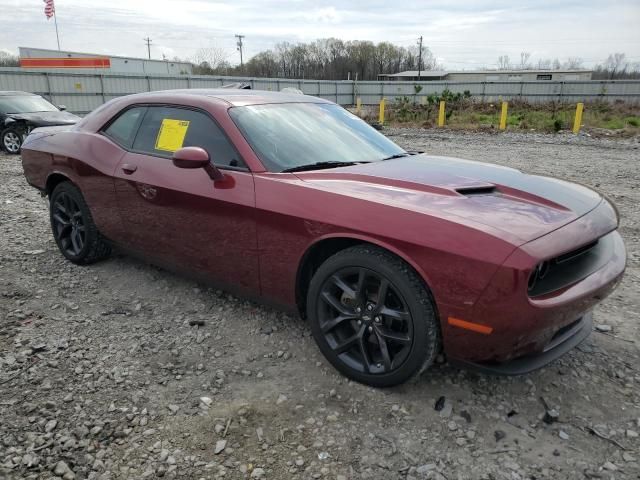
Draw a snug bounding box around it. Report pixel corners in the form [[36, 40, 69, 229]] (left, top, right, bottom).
[[1, 0, 639, 70]]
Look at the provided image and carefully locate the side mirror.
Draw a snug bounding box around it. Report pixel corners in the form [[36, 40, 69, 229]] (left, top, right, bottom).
[[58, 105, 67, 111], [172, 146, 223, 180]]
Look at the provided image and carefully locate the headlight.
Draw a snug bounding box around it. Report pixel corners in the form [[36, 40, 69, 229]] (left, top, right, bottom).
[[527, 261, 550, 293]]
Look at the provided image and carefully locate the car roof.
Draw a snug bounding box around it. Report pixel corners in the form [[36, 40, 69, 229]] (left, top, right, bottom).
[[0, 91, 39, 97], [129, 89, 332, 107]]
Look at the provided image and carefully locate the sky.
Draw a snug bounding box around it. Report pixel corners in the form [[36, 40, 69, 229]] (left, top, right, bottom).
[[1, 0, 639, 70]]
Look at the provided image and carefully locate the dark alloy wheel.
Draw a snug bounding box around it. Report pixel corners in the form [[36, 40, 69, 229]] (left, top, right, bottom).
[[1, 128, 22, 154], [52, 191, 86, 256], [308, 245, 440, 387], [49, 182, 111, 264]]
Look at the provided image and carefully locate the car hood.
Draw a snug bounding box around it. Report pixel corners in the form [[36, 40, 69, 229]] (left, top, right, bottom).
[[5, 110, 80, 127], [294, 155, 603, 244]]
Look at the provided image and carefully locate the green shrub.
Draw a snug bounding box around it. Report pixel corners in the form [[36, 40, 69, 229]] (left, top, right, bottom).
[[553, 119, 563, 132]]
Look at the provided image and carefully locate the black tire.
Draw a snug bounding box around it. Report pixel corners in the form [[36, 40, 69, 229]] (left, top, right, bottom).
[[307, 245, 440, 387], [1, 128, 22, 154], [49, 182, 111, 264]]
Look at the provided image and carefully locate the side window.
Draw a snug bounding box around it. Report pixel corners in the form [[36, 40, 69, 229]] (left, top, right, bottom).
[[103, 107, 146, 148], [132, 106, 244, 168]]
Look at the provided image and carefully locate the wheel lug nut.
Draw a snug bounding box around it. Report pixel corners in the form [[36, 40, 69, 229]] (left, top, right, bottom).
[[374, 316, 381, 323], [357, 320, 361, 325], [368, 326, 373, 332], [366, 304, 373, 311], [355, 307, 361, 313]]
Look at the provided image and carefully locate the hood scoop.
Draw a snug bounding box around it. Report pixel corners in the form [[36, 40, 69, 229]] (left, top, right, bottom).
[[455, 185, 497, 196]]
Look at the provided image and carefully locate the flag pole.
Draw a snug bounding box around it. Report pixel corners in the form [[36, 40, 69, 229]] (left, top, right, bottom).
[[53, 11, 61, 50]]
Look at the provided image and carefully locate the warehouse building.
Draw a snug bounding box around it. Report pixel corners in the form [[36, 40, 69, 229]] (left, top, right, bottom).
[[18, 47, 193, 75], [378, 69, 593, 82]]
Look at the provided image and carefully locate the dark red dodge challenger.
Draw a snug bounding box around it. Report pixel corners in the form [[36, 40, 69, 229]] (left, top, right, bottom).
[[21, 89, 626, 387]]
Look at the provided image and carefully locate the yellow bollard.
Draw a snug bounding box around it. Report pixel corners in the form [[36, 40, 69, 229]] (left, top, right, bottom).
[[573, 103, 584, 134], [499, 101, 508, 130], [378, 98, 385, 124], [356, 97, 362, 114], [438, 100, 446, 127]]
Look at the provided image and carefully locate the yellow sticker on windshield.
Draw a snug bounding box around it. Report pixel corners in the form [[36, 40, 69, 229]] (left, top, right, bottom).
[[155, 119, 190, 152]]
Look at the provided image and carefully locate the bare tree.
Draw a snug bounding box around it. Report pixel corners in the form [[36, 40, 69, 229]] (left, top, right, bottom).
[[519, 52, 531, 70], [604, 52, 628, 79], [191, 46, 230, 73], [537, 58, 552, 69], [226, 37, 443, 80], [497, 55, 510, 70], [0, 51, 19, 67], [564, 57, 584, 69]]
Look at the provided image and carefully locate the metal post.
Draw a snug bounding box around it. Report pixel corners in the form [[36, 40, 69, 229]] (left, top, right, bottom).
[[146, 75, 151, 92], [99, 74, 105, 105], [53, 13, 61, 50], [378, 98, 385, 124], [438, 101, 446, 127], [499, 101, 508, 130], [335, 82, 338, 103], [573, 103, 584, 134], [44, 72, 52, 102]]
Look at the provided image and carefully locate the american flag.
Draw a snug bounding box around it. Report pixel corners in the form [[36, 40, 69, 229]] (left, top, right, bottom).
[[44, 0, 55, 19]]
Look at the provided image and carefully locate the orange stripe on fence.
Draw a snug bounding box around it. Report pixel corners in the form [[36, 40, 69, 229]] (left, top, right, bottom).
[[20, 57, 111, 68], [447, 317, 493, 335]]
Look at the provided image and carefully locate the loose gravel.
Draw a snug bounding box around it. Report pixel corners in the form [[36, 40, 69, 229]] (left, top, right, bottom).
[[1, 129, 639, 480]]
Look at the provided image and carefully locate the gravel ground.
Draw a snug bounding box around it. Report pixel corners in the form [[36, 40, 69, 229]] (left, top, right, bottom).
[[1, 129, 639, 480]]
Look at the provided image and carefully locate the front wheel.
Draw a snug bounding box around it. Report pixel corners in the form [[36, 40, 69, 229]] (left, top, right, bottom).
[[50, 182, 112, 264], [1, 128, 22, 154], [307, 245, 440, 387]]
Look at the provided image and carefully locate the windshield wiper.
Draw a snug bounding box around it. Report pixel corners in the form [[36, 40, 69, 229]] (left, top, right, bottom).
[[281, 161, 368, 173], [381, 151, 423, 161]]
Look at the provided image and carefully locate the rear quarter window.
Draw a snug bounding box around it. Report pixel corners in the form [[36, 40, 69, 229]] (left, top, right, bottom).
[[103, 107, 146, 148]]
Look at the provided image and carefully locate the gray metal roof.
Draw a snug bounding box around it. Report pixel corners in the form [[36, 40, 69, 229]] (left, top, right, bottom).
[[380, 69, 593, 78], [379, 71, 448, 78]]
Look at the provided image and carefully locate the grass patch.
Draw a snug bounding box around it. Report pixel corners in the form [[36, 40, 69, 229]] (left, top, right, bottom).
[[378, 99, 640, 133]]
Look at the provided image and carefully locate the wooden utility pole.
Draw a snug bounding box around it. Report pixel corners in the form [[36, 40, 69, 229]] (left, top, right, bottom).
[[144, 37, 152, 59], [235, 34, 245, 68]]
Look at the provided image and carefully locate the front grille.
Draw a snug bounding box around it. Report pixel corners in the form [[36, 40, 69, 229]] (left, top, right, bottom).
[[528, 235, 610, 298]]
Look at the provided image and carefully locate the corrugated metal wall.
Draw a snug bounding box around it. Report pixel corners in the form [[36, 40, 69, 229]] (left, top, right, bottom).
[[1, 68, 638, 114]]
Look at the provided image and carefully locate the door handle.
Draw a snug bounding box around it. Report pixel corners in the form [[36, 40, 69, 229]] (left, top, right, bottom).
[[121, 164, 138, 174]]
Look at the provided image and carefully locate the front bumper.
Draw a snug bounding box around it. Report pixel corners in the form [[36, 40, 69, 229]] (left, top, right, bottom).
[[452, 312, 592, 375], [441, 199, 626, 366]]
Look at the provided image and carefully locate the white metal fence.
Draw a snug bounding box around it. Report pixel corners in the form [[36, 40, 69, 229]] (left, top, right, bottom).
[[1, 68, 639, 114]]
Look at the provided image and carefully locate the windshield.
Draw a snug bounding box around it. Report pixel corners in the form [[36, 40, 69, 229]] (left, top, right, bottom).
[[229, 103, 406, 172], [0, 95, 58, 114]]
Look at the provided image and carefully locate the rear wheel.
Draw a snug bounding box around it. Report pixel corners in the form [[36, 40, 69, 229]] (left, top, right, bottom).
[[1, 128, 22, 154], [307, 245, 440, 387], [49, 182, 111, 264]]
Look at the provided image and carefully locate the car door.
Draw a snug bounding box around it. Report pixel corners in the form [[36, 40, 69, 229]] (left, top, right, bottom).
[[111, 104, 260, 293]]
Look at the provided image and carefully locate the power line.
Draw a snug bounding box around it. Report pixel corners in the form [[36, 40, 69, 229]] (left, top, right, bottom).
[[235, 34, 245, 68], [143, 37, 152, 59]]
